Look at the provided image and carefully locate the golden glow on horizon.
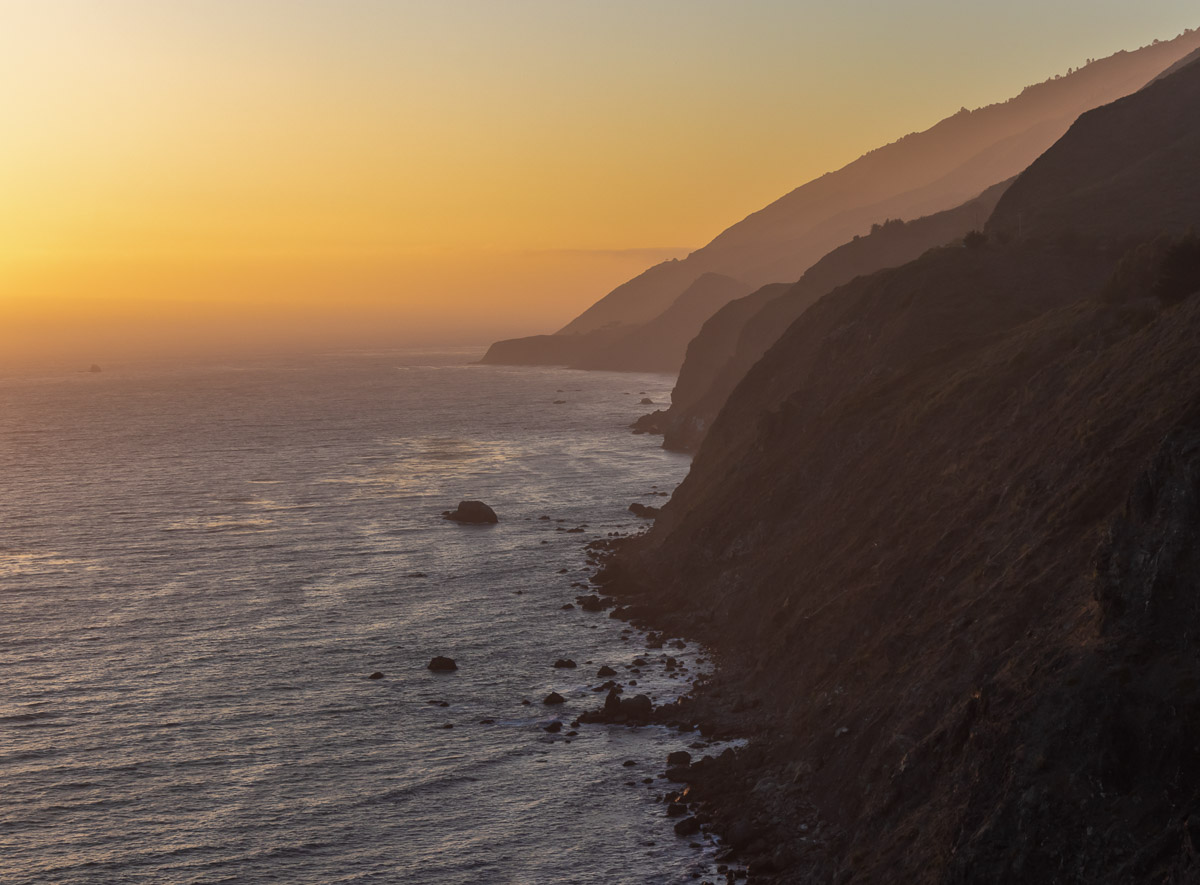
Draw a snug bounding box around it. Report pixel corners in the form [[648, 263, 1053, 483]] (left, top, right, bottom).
[[1, 1, 1197, 362]]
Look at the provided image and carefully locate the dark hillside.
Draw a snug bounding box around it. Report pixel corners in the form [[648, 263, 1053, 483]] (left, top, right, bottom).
[[599, 49, 1200, 883], [649, 181, 1010, 450], [608, 240, 1200, 883], [989, 53, 1200, 243]]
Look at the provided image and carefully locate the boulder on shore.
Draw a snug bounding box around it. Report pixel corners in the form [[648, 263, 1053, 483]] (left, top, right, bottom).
[[628, 502, 661, 519], [443, 500, 499, 524], [427, 656, 458, 672]]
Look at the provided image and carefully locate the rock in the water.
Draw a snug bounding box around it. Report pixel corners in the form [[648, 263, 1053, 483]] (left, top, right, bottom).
[[666, 802, 688, 818], [544, 721, 563, 733], [674, 817, 701, 837], [621, 694, 654, 722], [553, 659, 577, 669], [628, 502, 661, 519], [639, 397, 654, 405], [442, 500, 499, 524], [576, 594, 607, 612], [605, 687, 623, 716], [597, 665, 617, 677], [427, 656, 458, 672], [544, 691, 566, 705], [368, 671, 385, 680], [667, 750, 692, 766]]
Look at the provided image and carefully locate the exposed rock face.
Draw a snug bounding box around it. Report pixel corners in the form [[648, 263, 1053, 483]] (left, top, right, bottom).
[[599, 58, 1200, 884], [427, 656, 457, 672], [442, 500, 498, 524]]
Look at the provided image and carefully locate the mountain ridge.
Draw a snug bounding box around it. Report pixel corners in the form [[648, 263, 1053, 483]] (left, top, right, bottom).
[[596, 38, 1200, 883]]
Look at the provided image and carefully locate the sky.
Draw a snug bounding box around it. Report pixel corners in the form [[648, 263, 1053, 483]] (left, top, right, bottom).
[[1, 0, 1196, 363]]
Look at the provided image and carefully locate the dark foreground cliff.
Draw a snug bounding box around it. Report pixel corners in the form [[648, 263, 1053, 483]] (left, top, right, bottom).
[[597, 54, 1200, 883], [606, 235, 1200, 884]]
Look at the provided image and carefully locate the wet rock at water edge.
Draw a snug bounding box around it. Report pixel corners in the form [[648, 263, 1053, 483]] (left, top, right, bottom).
[[628, 502, 661, 519], [544, 721, 563, 733], [580, 688, 654, 724], [544, 691, 566, 705], [597, 665, 617, 677], [667, 750, 692, 766], [553, 659, 576, 669], [674, 817, 701, 837], [576, 594, 607, 612], [639, 397, 654, 405], [427, 656, 458, 672], [367, 671, 384, 680], [442, 500, 499, 524]]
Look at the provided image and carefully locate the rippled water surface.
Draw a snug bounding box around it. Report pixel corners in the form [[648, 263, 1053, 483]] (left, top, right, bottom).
[[0, 350, 722, 884]]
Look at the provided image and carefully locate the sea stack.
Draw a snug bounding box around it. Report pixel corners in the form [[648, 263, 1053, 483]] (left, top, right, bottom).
[[443, 501, 499, 524]]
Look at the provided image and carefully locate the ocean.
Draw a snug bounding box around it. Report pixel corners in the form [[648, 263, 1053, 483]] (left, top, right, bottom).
[[0, 349, 723, 884]]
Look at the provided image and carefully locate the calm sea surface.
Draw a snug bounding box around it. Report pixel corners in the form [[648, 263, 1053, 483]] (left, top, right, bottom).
[[0, 349, 722, 884]]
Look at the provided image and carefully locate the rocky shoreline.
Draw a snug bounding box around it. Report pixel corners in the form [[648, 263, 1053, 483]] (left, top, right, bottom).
[[575, 536, 800, 884]]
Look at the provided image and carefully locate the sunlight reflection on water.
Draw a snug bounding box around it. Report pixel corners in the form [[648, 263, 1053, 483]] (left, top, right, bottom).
[[0, 351, 723, 884]]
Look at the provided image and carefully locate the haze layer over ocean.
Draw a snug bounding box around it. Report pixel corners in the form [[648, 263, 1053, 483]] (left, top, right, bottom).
[[0, 350, 719, 883]]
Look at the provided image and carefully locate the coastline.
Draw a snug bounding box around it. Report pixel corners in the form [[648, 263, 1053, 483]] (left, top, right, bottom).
[[583, 535, 797, 884]]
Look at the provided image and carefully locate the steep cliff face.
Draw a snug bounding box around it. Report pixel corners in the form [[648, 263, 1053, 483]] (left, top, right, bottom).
[[652, 181, 1010, 451], [602, 54, 1200, 883], [989, 54, 1200, 243], [613, 242, 1200, 884]]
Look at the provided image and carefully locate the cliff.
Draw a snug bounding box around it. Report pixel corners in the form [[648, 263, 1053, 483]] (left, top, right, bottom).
[[601, 48, 1200, 883], [645, 180, 1011, 450]]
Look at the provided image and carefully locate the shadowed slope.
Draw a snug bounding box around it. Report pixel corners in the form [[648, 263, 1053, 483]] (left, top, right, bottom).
[[644, 180, 1010, 450], [989, 52, 1200, 243], [600, 49, 1200, 883]]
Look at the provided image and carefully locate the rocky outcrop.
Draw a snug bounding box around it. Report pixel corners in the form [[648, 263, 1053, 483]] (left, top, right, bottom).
[[578, 688, 655, 724], [427, 656, 457, 672], [443, 500, 498, 524]]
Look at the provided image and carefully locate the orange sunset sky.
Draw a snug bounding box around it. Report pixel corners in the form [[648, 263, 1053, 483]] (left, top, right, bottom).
[[2, 1, 1197, 363]]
